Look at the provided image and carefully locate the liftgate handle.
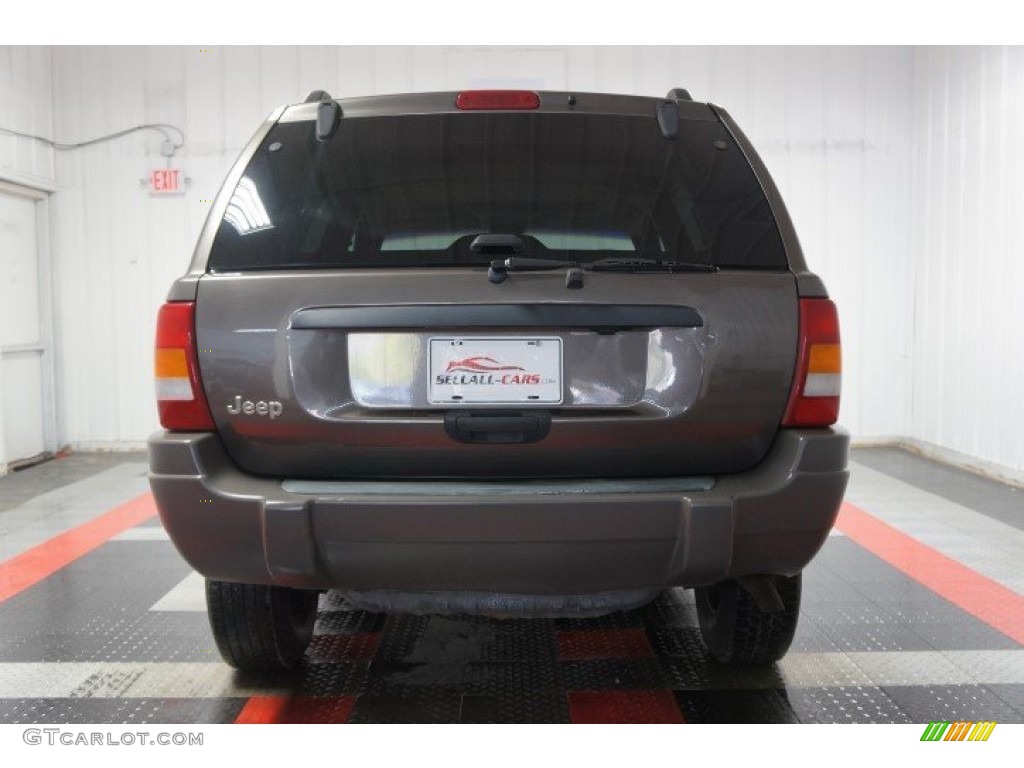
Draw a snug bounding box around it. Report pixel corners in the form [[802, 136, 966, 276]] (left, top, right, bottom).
[[443, 411, 552, 444]]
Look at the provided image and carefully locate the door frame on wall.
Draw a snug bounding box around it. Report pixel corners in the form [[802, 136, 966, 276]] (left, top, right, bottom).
[[0, 175, 58, 474]]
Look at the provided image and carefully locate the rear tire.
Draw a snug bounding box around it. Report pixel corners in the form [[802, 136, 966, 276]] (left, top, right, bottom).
[[206, 579, 319, 672], [694, 573, 801, 664]]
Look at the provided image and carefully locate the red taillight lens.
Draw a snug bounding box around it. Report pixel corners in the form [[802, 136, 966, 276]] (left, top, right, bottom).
[[455, 90, 540, 110], [781, 298, 842, 427], [155, 301, 215, 431]]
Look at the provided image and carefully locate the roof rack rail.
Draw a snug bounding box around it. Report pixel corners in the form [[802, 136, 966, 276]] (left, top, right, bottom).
[[666, 88, 693, 101], [656, 99, 679, 141], [303, 90, 343, 141]]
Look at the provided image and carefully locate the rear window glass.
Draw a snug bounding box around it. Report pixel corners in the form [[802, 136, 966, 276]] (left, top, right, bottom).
[[209, 111, 787, 271]]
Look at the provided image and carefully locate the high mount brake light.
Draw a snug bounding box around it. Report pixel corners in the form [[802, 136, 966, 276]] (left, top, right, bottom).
[[781, 298, 842, 427], [155, 301, 215, 431], [455, 90, 541, 110]]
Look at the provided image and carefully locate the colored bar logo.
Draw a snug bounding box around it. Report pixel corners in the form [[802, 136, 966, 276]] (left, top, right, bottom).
[[920, 721, 997, 741]]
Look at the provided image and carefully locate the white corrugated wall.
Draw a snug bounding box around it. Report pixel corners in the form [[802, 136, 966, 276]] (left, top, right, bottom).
[[0, 46, 53, 186], [9, 45, 1020, 480], [0, 46, 54, 475], [908, 47, 1024, 479]]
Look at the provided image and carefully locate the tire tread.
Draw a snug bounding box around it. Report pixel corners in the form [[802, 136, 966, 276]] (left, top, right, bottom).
[[695, 574, 801, 664], [206, 580, 317, 672]]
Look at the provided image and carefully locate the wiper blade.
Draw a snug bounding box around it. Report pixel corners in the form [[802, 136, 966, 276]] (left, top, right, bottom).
[[587, 258, 719, 273], [486, 256, 719, 284]]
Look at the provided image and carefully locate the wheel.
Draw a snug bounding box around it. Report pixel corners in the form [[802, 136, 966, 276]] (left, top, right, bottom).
[[694, 573, 801, 664], [206, 579, 319, 672]]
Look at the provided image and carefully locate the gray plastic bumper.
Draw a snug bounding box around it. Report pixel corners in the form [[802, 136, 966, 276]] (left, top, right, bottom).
[[148, 428, 849, 594]]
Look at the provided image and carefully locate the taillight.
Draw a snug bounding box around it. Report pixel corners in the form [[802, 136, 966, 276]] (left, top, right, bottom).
[[155, 301, 215, 431], [455, 90, 540, 110], [781, 298, 841, 427]]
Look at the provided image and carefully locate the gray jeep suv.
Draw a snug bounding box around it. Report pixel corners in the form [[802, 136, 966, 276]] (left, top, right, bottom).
[[149, 88, 849, 672]]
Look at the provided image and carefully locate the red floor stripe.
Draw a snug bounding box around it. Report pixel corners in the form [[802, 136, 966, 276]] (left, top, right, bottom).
[[235, 695, 356, 724], [557, 628, 655, 661], [235, 696, 291, 724], [835, 501, 1024, 645], [568, 690, 685, 724], [0, 492, 157, 603]]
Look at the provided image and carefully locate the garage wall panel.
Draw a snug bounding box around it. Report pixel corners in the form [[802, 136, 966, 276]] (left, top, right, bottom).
[[0, 46, 54, 185], [910, 46, 1024, 476], [46, 45, 914, 446], [565, 47, 600, 93]]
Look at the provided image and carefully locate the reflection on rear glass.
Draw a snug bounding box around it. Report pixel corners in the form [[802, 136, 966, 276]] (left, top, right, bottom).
[[223, 177, 273, 236]]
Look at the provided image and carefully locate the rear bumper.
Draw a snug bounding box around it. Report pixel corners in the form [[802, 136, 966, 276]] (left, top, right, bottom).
[[148, 428, 849, 594]]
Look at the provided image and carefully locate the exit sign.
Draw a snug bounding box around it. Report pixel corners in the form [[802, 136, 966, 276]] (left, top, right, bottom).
[[149, 169, 184, 195]]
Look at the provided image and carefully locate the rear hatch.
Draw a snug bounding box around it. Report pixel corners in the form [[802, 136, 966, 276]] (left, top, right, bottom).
[[194, 92, 798, 479]]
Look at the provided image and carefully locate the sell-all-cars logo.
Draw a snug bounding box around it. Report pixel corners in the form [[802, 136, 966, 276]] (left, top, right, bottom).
[[920, 721, 997, 741], [445, 356, 526, 374], [437, 355, 543, 386]]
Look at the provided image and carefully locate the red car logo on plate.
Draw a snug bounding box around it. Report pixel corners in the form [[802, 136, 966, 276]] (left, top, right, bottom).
[[445, 356, 526, 374]]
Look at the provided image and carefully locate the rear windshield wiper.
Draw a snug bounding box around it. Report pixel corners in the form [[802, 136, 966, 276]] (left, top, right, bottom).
[[488, 255, 718, 283], [587, 258, 719, 273]]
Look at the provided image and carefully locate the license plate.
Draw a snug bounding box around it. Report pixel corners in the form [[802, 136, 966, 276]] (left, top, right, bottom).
[[428, 337, 563, 405]]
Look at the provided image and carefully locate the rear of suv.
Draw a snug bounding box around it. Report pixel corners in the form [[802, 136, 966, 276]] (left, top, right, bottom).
[[149, 88, 849, 672]]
